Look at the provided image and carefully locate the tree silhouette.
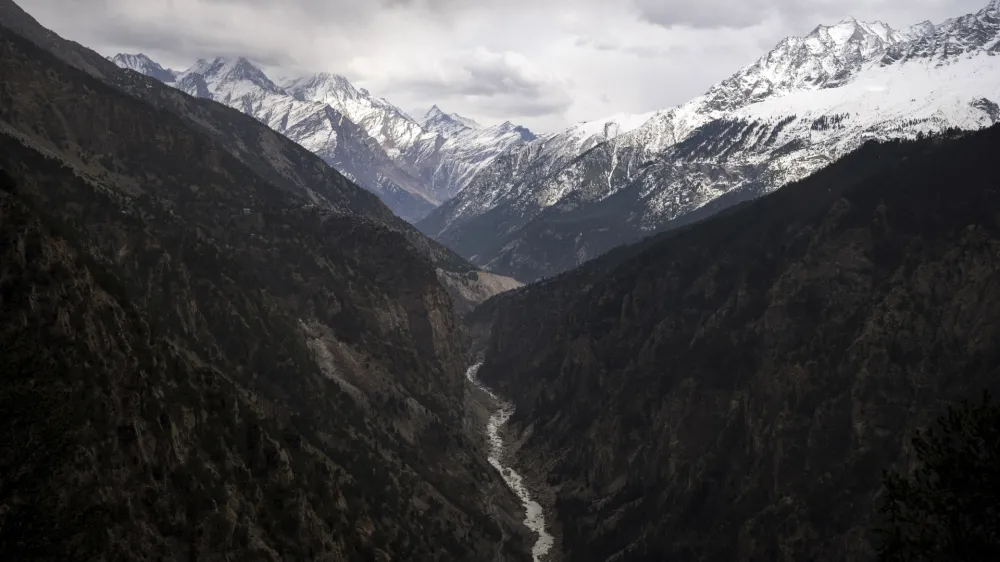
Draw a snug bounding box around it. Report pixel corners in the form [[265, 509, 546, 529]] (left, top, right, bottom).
[[876, 392, 1000, 562]]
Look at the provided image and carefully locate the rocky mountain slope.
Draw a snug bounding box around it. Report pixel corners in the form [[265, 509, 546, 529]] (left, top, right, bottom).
[[416, 111, 655, 249], [277, 78, 538, 203], [0, 3, 529, 559], [423, 105, 483, 137], [468, 124, 1000, 561], [111, 55, 537, 221], [169, 56, 438, 222], [423, 0, 1000, 282], [408, 107, 538, 203], [283, 72, 428, 165]]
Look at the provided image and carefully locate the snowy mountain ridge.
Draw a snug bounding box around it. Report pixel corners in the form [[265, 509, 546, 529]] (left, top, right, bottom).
[[418, 0, 1000, 281], [283, 72, 428, 161], [422, 105, 482, 137], [109, 53, 178, 83], [111, 53, 537, 220], [269, 71, 538, 202], [167, 55, 439, 221]]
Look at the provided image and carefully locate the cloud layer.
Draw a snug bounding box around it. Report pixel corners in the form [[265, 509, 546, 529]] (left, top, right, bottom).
[[19, 0, 989, 131]]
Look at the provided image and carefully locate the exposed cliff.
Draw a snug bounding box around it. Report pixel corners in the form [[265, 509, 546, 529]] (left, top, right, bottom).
[[471, 125, 1000, 561]]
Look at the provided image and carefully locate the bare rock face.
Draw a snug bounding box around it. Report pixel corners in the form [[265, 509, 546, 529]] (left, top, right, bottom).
[[0, 12, 531, 561], [436, 269, 523, 318], [471, 126, 1000, 561]]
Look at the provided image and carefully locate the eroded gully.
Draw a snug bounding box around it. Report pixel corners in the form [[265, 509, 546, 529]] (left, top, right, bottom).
[[465, 362, 554, 562]]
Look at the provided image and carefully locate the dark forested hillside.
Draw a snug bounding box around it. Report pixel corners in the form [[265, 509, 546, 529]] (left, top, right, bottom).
[[0, 8, 531, 561], [471, 125, 1000, 561]]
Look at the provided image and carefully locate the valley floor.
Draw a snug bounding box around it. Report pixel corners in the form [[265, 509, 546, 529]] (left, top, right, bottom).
[[465, 362, 557, 561]]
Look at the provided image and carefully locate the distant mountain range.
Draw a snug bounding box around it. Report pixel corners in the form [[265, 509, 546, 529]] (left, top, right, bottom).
[[418, 0, 1000, 281], [107, 2, 1000, 280], [109, 53, 536, 222]]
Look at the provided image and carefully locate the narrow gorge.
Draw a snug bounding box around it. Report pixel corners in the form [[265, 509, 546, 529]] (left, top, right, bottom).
[[465, 362, 555, 562]]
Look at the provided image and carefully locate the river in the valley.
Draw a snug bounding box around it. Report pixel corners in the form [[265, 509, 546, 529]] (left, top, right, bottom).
[[465, 362, 554, 562]]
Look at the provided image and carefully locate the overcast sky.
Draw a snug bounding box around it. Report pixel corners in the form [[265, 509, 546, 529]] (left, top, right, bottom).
[[20, 0, 989, 132]]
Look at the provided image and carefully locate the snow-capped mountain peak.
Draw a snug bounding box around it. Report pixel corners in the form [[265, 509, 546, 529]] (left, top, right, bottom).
[[899, 20, 937, 41], [423, 105, 482, 137], [881, 0, 1000, 64], [176, 56, 283, 96], [284, 72, 362, 104], [685, 14, 927, 116], [806, 17, 904, 58], [110, 53, 178, 83], [282, 72, 431, 158], [477, 121, 536, 143]]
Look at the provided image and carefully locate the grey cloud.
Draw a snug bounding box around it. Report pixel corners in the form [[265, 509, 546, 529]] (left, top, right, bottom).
[[194, 0, 474, 23], [194, 0, 375, 19], [632, 0, 990, 30], [632, 0, 782, 29], [573, 35, 724, 59], [90, 22, 296, 67], [472, 96, 571, 118], [382, 51, 572, 118], [380, 0, 463, 10]]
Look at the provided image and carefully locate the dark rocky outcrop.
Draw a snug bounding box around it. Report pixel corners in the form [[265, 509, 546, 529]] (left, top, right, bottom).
[[471, 126, 1000, 561]]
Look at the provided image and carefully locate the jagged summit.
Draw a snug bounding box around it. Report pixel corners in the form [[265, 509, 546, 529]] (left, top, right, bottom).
[[423, 105, 482, 136], [880, 0, 1000, 64], [176, 56, 284, 96], [285, 72, 358, 98], [110, 52, 177, 83], [694, 14, 917, 114], [480, 120, 535, 142], [899, 20, 937, 41], [283, 71, 434, 163]]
